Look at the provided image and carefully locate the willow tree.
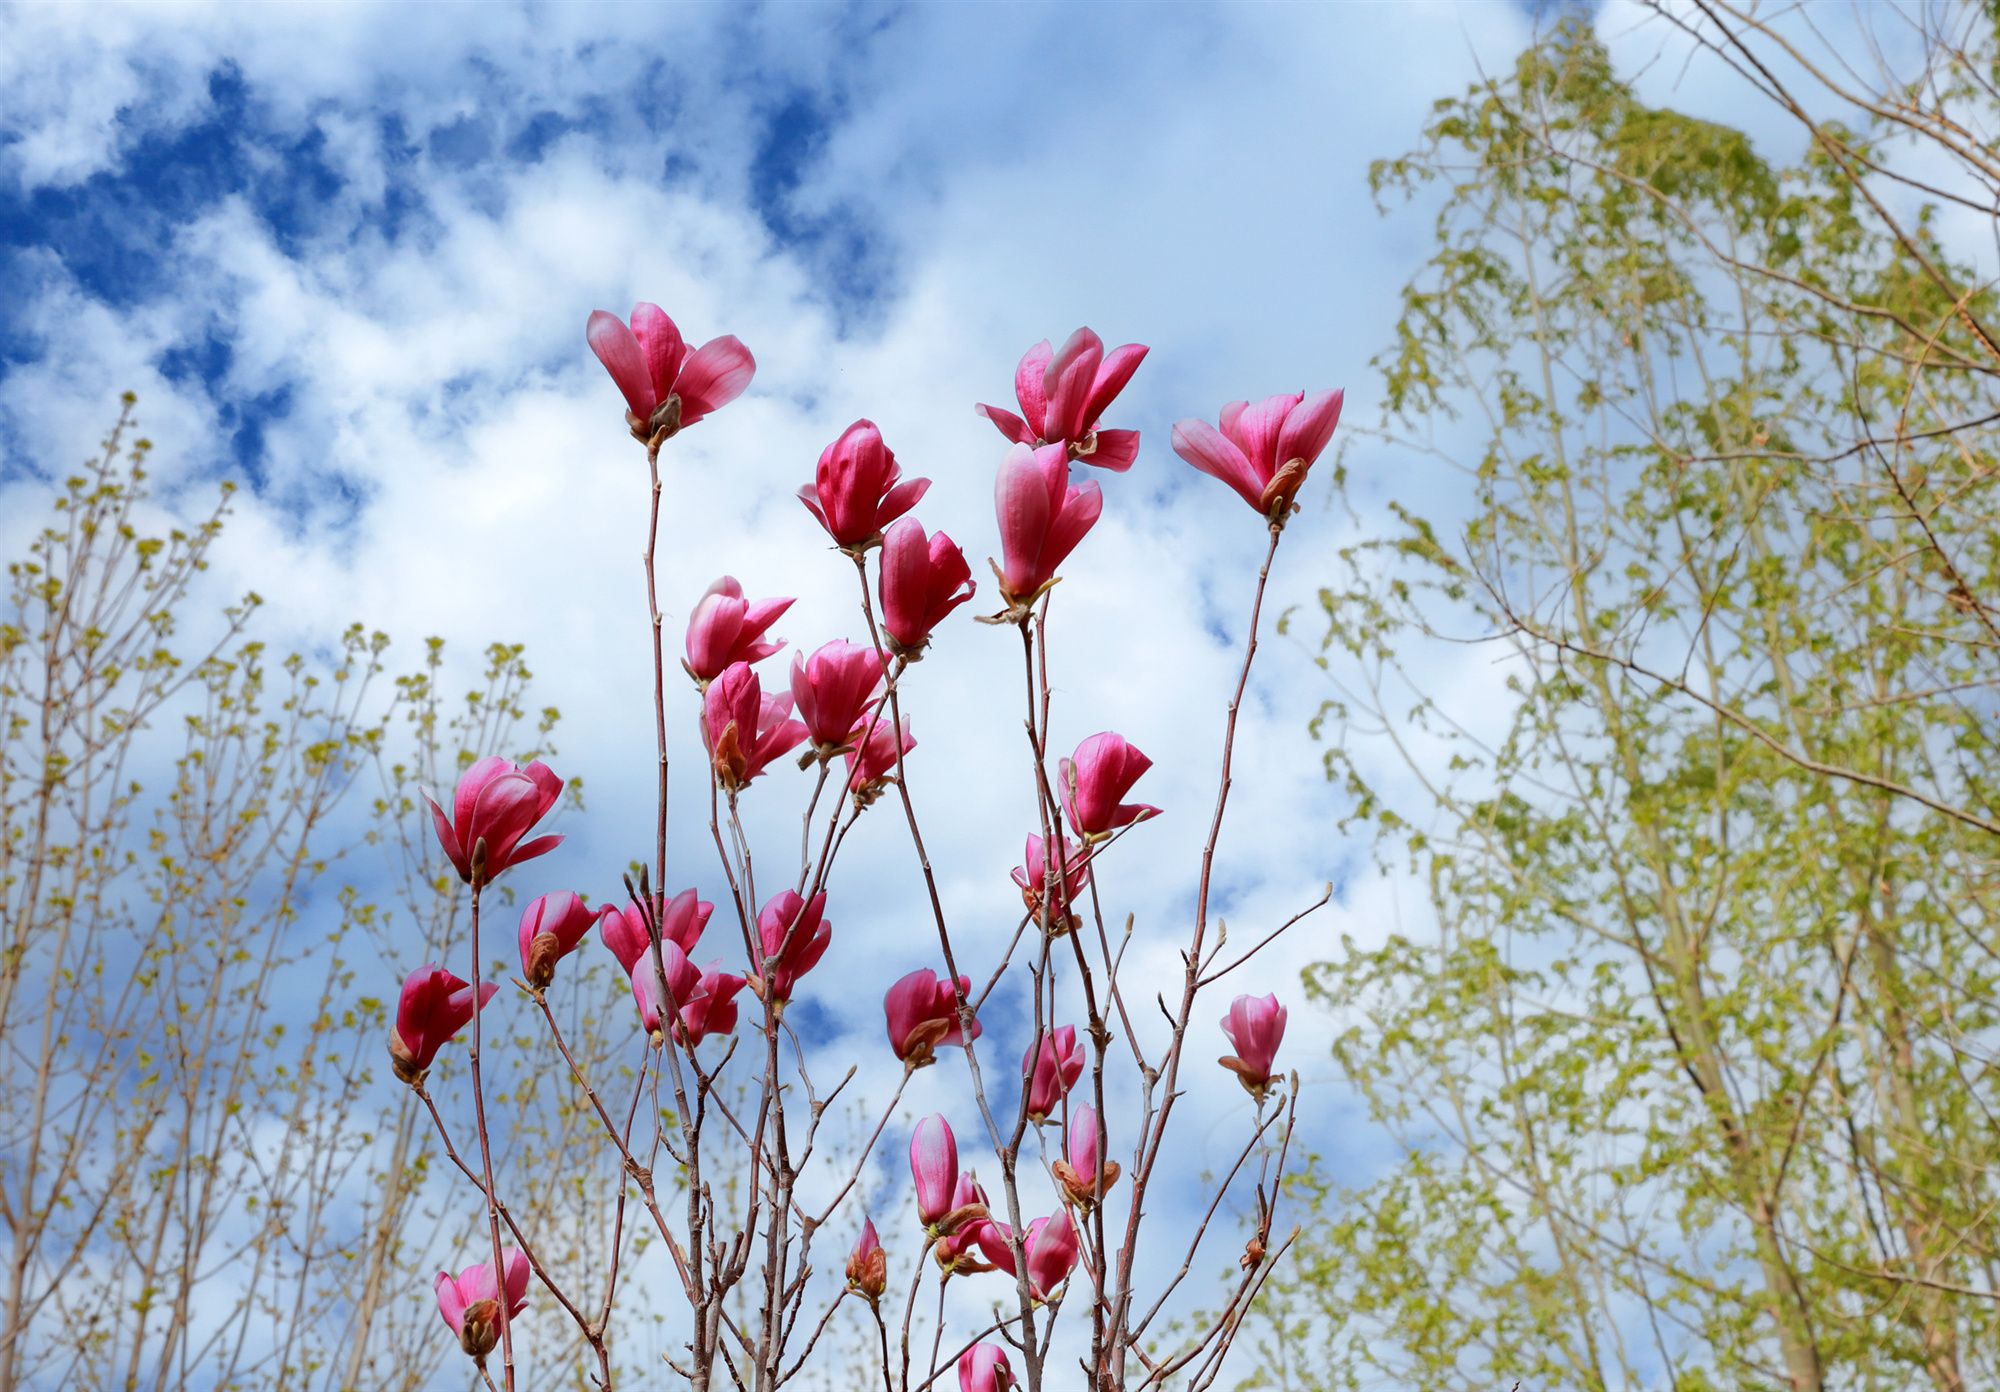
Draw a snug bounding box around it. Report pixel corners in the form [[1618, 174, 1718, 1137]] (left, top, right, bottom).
[[1260, 5, 2000, 1390]]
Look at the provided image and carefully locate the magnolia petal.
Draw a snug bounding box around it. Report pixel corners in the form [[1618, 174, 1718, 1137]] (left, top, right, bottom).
[[586, 310, 656, 419], [675, 335, 757, 424]]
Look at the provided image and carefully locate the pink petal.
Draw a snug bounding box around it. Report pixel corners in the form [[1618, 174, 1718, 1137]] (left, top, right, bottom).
[[1275, 387, 1344, 467], [525, 760, 563, 818], [454, 755, 510, 839], [1083, 428, 1139, 473], [880, 517, 925, 631], [1013, 340, 1053, 439], [1039, 480, 1102, 576], [468, 770, 542, 866], [878, 476, 931, 529], [434, 1270, 467, 1332], [502, 1250, 531, 1314], [629, 302, 687, 407], [758, 690, 796, 727], [397, 965, 446, 1050], [674, 335, 756, 424], [1041, 327, 1104, 441], [423, 793, 466, 877], [910, 1116, 957, 1223], [742, 595, 795, 632], [1218, 400, 1251, 453], [510, 833, 564, 867], [994, 444, 1056, 596], [975, 402, 1034, 445], [586, 311, 656, 420], [1232, 392, 1304, 480], [757, 718, 809, 770], [599, 906, 647, 974], [789, 652, 819, 733], [1083, 342, 1148, 427], [1171, 419, 1263, 511]]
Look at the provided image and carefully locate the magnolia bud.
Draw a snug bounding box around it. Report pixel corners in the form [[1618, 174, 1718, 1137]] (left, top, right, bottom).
[[458, 1297, 502, 1360], [1052, 1156, 1121, 1208], [846, 1219, 887, 1303], [648, 393, 683, 441], [524, 931, 563, 989], [387, 1028, 423, 1086]]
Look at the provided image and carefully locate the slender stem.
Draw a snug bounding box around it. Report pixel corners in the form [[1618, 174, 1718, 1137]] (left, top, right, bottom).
[[645, 438, 670, 895], [850, 554, 1044, 1382], [465, 882, 516, 1392], [873, 1306, 894, 1392], [413, 1084, 593, 1338], [925, 1279, 948, 1388], [1109, 521, 1283, 1384]]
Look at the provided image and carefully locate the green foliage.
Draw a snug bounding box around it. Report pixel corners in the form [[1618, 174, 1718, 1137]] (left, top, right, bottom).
[[0, 400, 614, 1389], [1257, 12, 2000, 1392]]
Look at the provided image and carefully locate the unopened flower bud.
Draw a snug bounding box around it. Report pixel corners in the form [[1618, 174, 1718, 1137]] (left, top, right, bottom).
[[387, 1029, 422, 1086], [846, 1218, 887, 1302], [524, 932, 563, 989], [458, 1297, 502, 1360]]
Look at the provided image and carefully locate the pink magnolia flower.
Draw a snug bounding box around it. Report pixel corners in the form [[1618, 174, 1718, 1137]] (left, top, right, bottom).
[[1053, 1103, 1121, 1206], [884, 968, 980, 1068], [749, 889, 831, 1007], [517, 891, 596, 989], [628, 940, 704, 1038], [909, 1114, 958, 1229], [434, 1249, 529, 1360], [1023, 1025, 1085, 1123], [959, 1344, 1015, 1392], [424, 755, 563, 887], [685, 577, 794, 683], [1171, 389, 1344, 520], [586, 303, 755, 440], [798, 419, 930, 549], [994, 442, 1102, 607], [703, 662, 808, 790], [932, 1172, 995, 1275], [1011, 834, 1089, 928], [598, 888, 713, 976], [879, 517, 974, 657], [1219, 992, 1288, 1099], [389, 965, 498, 1084], [844, 713, 914, 799], [677, 961, 747, 1046], [846, 1217, 887, 1301], [975, 1209, 1079, 1302], [791, 640, 886, 755], [1060, 733, 1159, 841], [977, 328, 1149, 472]]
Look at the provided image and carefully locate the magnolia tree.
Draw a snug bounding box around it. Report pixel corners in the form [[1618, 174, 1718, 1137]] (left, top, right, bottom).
[[387, 305, 1342, 1391]]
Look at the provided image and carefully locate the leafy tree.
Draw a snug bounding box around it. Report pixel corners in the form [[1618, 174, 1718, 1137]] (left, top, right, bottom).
[[1258, 6, 2000, 1390], [0, 402, 619, 1390]]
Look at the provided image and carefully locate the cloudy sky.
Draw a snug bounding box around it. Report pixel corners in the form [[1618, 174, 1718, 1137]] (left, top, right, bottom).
[[0, 0, 1813, 1381]]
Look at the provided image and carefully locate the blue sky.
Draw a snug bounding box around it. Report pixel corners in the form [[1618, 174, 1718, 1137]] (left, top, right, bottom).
[[14, 3, 1998, 1386], [0, 0, 1582, 1382]]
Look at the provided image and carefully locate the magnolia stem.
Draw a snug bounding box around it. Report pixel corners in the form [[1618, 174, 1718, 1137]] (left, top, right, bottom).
[[466, 882, 516, 1391], [1109, 521, 1284, 1385]]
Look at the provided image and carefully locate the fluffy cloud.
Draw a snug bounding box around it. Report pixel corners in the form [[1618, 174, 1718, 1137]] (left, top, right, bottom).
[[0, 0, 1552, 1382]]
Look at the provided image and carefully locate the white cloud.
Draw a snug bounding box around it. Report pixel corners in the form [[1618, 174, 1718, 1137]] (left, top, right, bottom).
[[0, 0, 1560, 1384]]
